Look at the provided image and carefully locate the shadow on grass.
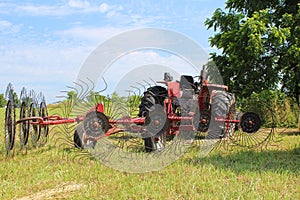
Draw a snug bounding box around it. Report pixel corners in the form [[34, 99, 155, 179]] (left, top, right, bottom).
[[187, 147, 300, 174], [280, 130, 300, 136]]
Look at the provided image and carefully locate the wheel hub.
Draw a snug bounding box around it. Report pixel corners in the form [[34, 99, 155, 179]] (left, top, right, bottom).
[[83, 112, 109, 138], [240, 112, 261, 133]]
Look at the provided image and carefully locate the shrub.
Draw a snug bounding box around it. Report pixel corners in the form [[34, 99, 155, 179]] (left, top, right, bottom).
[[238, 90, 299, 128]]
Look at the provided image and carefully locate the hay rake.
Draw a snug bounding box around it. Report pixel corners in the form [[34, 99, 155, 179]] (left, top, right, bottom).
[[4, 84, 86, 154], [4, 73, 275, 157], [4, 83, 154, 155]]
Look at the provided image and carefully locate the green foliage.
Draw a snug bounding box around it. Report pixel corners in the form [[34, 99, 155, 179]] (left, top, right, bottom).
[[206, 0, 300, 104], [127, 94, 142, 116], [239, 90, 299, 128], [65, 90, 141, 118], [0, 94, 6, 108], [108, 92, 142, 117], [67, 90, 77, 100], [13, 92, 20, 107]]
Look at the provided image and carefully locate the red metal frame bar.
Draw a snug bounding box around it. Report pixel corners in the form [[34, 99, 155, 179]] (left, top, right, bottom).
[[215, 116, 240, 123], [16, 115, 85, 126], [109, 117, 145, 125]]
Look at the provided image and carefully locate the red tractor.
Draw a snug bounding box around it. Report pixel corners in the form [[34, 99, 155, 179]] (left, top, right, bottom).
[[4, 67, 261, 154], [74, 66, 261, 152]]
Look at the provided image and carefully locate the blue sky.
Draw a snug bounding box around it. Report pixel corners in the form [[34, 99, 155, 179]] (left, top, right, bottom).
[[0, 0, 225, 103]]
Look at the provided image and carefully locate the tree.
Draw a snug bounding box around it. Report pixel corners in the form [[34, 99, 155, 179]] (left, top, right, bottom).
[[13, 92, 20, 107], [205, 0, 300, 104], [0, 93, 7, 107], [67, 90, 77, 100]]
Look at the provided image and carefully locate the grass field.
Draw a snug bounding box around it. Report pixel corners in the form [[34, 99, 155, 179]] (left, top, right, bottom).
[[0, 107, 299, 199]]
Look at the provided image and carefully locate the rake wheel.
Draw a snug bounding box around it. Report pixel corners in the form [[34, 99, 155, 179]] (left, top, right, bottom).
[[198, 110, 211, 132], [4, 83, 16, 154], [240, 112, 261, 133], [5, 99, 16, 153], [39, 101, 49, 140], [19, 87, 29, 148], [144, 105, 169, 152], [83, 111, 110, 138], [29, 102, 40, 146], [19, 101, 29, 147], [138, 86, 168, 152], [144, 105, 169, 137], [229, 112, 271, 148]]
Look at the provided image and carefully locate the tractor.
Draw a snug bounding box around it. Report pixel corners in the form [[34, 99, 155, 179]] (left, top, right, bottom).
[[74, 66, 261, 152], [3, 67, 261, 154]]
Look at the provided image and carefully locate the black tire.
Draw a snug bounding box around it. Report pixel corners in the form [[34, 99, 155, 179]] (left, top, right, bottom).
[[240, 112, 261, 133], [207, 91, 236, 139], [19, 101, 29, 147], [74, 123, 98, 149], [74, 124, 84, 149], [29, 103, 40, 146], [74, 112, 109, 149], [83, 111, 110, 137], [39, 101, 49, 142], [198, 110, 211, 132], [144, 105, 169, 152], [144, 105, 169, 137], [138, 86, 167, 117], [5, 100, 16, 152], [138, 86, 168, 152], [144, 130, 167, 152]]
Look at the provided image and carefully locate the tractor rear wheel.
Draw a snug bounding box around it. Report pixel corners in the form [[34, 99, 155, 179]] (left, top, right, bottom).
[[207, 91, 236, 139], [138, 86, 168, 152], [138, 86, 167, 117]]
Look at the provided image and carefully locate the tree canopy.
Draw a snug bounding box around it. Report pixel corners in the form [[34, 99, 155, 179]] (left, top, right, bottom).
[[206, 0, 300, 104], [0, 94, 6, 107]]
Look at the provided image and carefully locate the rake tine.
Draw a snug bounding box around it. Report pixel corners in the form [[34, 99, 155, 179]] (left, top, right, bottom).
[[136, 82, 146, 91], [143, 80, 152, 88], [130, 85, 142, 96], [73, 81, 85, 100]]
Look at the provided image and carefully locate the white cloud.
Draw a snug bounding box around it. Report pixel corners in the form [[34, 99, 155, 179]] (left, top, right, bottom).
[[7, 2, 123, 16], [99, 3, 123, 14], [57, 26, 129, 42], [0, 19, 11, 27], [105, 50, 199, 78], [99, 3, 109, 13], [15, 4, 70, 16], [0, 19, 22, 34], [68, 0, 90, 9], [0, 3, 10, 14], [0, 46, 82, 77], [100, 50, 201, 96], [0, 43, 93, 102]]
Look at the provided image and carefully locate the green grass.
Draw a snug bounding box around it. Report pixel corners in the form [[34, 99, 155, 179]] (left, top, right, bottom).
[[0, 107, 299, 199]]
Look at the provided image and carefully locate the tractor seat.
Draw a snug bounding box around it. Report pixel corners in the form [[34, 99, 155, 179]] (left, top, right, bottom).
[[180, 75, 196, 91]]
